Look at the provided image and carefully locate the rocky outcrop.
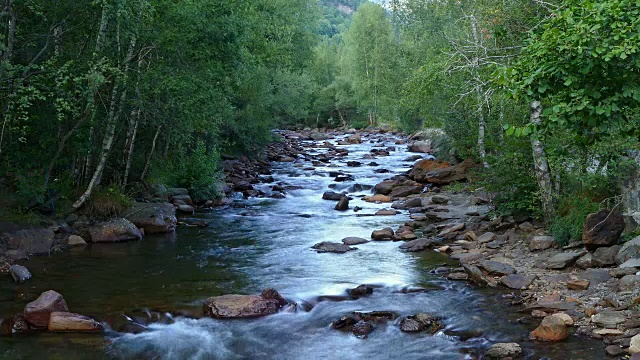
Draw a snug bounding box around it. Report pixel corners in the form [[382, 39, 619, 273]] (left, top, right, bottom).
[[0, 228, 54, 255], [407, 160, 450, 183], [88, 218, 142, 243], [203, 289, 288, 318], [410, 159, 479, 185], [125, 202, 177, 234], [24, 290, 69, 328], [582, 210, 625, 251], [616, 235, 640, 264]]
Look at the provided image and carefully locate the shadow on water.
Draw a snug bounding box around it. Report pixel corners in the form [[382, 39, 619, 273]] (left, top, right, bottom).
[[0, 133, 604, 359]]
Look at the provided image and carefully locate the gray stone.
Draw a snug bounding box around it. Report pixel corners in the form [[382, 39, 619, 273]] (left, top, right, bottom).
[[451, 252, 485, 264], [342, 237, 369, 245], [0, 228, 54, 255], [203, 289, 287, 318], [617, 236, 640, 265], [67, 235, 87, 246], [581, 269, 611, 287], [176, 204, 195, 214], [529, 236, 555, 251], [591, 311, 626, 329], [547, 252, 584, 269], [399, 238, 438, 252], [479, 260, 516, 276], [485, 343, 522, 359], [619, 275, 640, 290], [322, 191, 345, 201], [335, 196, 349, 211], [463, 264, 497, 287], [583, 210, 625, 251], [88, 218, 143, 243], [431, 195, 450, 205], [125, 202, 177, 234], [312, 242, 355, 254], [9, 265, 31, 282], [501, 274, 536, 289], [477, 232, 497, 244], [576, 253, 595, 269], [592, 245, 620, 267], [620, 257, 640, 268]]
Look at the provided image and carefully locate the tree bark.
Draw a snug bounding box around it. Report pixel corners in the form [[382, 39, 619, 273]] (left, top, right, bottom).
[[477, 91, 488, 168], [140, 125, 161, 181], [73, 35, 137, 210], [122, 54, 144, 186], [530, 100, 555, 221]]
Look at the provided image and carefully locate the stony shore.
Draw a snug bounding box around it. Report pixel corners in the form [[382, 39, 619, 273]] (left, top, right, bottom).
[[1, 128, 640, 359]]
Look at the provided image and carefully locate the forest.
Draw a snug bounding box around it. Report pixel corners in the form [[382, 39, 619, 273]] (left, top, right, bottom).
[[2, 0, 640, 244]]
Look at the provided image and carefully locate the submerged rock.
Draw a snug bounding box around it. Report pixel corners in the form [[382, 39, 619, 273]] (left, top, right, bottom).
[[399, 313, 443, 334], [203, 289, 288, 319], [352, 321, 374, 338], [347, 285, 374, 299]]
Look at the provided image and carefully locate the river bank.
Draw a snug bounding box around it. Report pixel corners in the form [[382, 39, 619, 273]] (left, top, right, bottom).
[[0, 128, 633, 359]]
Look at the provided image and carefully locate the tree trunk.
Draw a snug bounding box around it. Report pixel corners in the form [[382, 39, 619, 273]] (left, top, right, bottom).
[[140, 126, 161, 181], [72, 35, 137, 210], [530, 100, 555, 221], [477, 91, 488, 168], [122, 54, 144, 186]]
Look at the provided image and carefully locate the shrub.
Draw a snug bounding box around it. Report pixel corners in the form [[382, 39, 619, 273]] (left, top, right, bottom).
[[550, 196, 600, 247], [82, 186, 133, 219]]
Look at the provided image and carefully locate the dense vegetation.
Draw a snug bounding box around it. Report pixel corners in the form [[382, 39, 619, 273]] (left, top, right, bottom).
[[2, 0, 639, 240]]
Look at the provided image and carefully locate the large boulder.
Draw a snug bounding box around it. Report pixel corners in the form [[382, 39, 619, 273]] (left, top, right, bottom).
[[592, 245, 620, 267], [389, 184, 423, 198], [530, 314, 570, 341], [529, 236, 555, 251], [616, 235, 640, 264], [0, 228, 54, 255], [371, 228, 394, 241], [24, 290, 69, 328], [501, 274, 536, 290], [419, 159, 479, 185], [48, 312, 103, 333], [407, 160, 451, 183], [478, 260, 515, 276], [125, 202, 177, 234], [408, 141, 432, 154], [322, 191, 345, 201], [335, 196, 349, 211], [582, 210, 625, 251], [88, 218, 142, 243], [203, 289, 287, 318]]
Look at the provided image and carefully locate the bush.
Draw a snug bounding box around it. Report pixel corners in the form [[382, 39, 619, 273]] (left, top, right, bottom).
[[82, 186, 133, 219], [550, 196, 600, 247]]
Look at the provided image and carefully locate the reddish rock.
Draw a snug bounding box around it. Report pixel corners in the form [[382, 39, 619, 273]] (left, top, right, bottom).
[[408, 160, 450, 183], [530, 314, 570, 341], [203, 289, 287, 318], [24, 290, 69, 328], [412, 159, 479, 185]]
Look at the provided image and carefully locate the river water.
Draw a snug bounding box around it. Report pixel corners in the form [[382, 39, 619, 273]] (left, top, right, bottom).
[[0, 132, 603, 359]]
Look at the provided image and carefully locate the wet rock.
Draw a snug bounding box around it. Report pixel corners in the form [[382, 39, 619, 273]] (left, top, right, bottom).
[[352, 321, 374, 338], [347, 133, 362, 144], [430, 195, 450, 205], [547, 252, 584, 269], [88, 218, 142, 243], [408, 141, 432, 153], [448, 272, 468, 281], [311, 242, 355, 254], [530, 314, 570, 341], [348, 285, 373, 299], [24, 290, 69, 328], [363, 194, 392, 203], [322, 191, 345, 201], [176, 204, 195, 213], [371, 228, 394, 241], [335, 197, 350, 211], [342, 237, 369, 245], [438, 223, 465, 236], [392, 198, 423, 209], [400, 313, 443, 334], [605, 344, 626, 357], [203, 289, 287, 318], [375, 209, 398, 216], [592, 245, 620, 267], [67, 235, 87, 246], [332, 315, 358, 329], [48, 312, 103, 333], [0, 228, 54, 255], [463, 264, 497, 287], [352, 311, 398, 322], [616, 235, 640, 264], [529, 236, 555, 251], [171, 194, 193, 206], [334, 174, 355, 182], [399, 238, 438, 252], [9, 264, 31, 283], [567, 279, 590, 290], [125, 202, 177, 234], [485, 343, 522, 359], [478, 260, 515, 276], [347, 161, 361, 167], [591, 311, 626, 328], [582, 210, 624, 251]]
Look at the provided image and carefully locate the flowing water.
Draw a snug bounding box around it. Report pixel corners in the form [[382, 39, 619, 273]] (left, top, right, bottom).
[[0, 132, 603, 359]]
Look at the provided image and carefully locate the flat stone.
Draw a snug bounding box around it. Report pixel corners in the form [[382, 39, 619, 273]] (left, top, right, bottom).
[[48, 312, 103, 333], [24, 290, 69, 328], [485, 343, 522, 359], [592, 245, 620, 267], [342, 237, 369, 245], [438, 223, 465, 236], [591, 311, 626, 329], [547, 252, 584, 269], [363, 194, 392, 203], [463, 264, 497, 287], [530, 314, 569, 341], [501, 274, 537, 289], [1, 228, 55, 255], [399, 238, 438, 252], [610, 267, 638, 277], [312, 242, 355, 253], [619, 275, 640, 290], [567, 279, 590, 290], [477, 232, 496, 244], [593, 328, 624, 336], [452, 252, 485, 264], [529, 236, 555, 251], [620, 257, 640, 268], [431, 195, 450, 205], [478, 260, 515, 276], [375, 209, 398, 216], [203, 289, 287, 318], [447, 272, 468, 281], [617, 236, 640, 264], [605, 344, 626, 356], [630, 333, 640, 354]]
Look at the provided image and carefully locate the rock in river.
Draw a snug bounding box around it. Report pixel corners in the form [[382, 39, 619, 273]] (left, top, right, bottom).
[[9, 264, 31, 283], [312, 242, 355, 254], [352, 321, 374, 338], [322, 191, 345, 201], [478, 260, 515, 276], [348, 285, 373, 299], [48, 312, 103, 333], [203, 289, 288, 318], [342, 237, 369, 245], [399, 313, 443, 334], [335, 196, 349, 211], [371, 228, 394, 241], [530, 313, 570, 341], [485, 343, 522, 359], [24, 290, 69, 328], [125, 202, 177, 234], [88, 218, 142, 243], [0, 228, 54, 256], [399, 238, 438, 252]]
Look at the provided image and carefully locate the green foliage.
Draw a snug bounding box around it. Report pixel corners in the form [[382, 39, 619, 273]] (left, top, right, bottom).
[[82, 186, 133, 220], [550, 196, 600, 247]]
